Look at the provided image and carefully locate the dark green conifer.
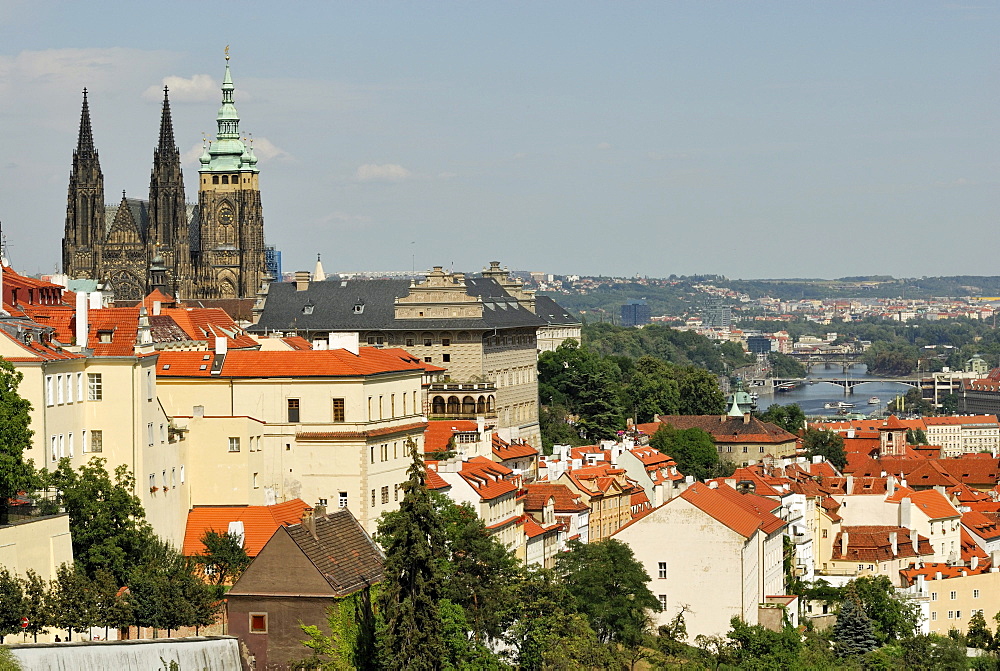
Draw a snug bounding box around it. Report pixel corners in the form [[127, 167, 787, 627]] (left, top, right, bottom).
[[377, 439, 446, 670], [967, 610, 993, 649], [833, 586, 878, 657]]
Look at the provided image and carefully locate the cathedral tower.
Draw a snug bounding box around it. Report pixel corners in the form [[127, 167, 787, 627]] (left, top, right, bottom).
[[195, 53, 266, 299], [148, 86, 192, 298], [63, 89, 106, 279]]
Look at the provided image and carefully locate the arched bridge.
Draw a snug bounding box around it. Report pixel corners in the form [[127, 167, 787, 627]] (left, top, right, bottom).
[[770, 377, 921, 396]]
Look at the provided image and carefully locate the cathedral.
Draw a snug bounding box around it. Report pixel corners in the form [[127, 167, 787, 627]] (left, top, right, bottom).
[[62, 56, 268, 301]]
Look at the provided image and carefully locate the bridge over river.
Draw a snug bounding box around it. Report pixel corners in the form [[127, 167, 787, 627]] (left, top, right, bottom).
[[764, 377, 921, 396]]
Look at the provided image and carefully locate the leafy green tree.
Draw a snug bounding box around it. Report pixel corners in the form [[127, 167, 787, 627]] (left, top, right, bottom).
[[968, 610, 993, 650], [21, 569, 50, 642], [193, 530, 251, 586], [802, 429, 847, 472], [650, 424, 731, 481], [538, 404, 585, 453], [0, 358, 36, 526], [128, 538, 220, 637], [675, 367, 725, 415], [91, 568, 132, 641], [941, 394, 959, 415], [49, 563, 95, 641], [505, 567, 613, 671], [850, 575, 920, 643], [0, 569, 25, 643], [377, 439, 447, 670], [436, 496, 519, 643], [768, 352, 807, 378], [0, 646, 22, 671], [832, 586, 878, 657], [438, 599, 508, 670], [624, 356, 681, 422], [44, 457, 152, 584], [724, 617, 802, 669], [298, 586, 379, 671], [757, 404, 806, 434], [862, 342, 919, 376], [900, 633, 970, 670], [554, 539, 660, 649]]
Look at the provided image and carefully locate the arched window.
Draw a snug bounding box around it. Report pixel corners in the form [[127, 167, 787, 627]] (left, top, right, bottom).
[[477, 396, 487, 413], [486, 395, 495, 412], [432, 396, 445, 414], [221, 175, 229, 184], [212, 175, 220, 184], [447, 396, 460, 414], [462, 396, 476, 415]]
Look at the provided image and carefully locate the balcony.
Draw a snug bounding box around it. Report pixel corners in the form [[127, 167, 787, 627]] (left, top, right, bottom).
[[428, 382, 498, 420]]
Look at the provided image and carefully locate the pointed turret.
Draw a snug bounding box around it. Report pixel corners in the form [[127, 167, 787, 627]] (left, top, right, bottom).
[[63, 89, 105, 277], [76, 88, 97, 160], [148, 85, 189, 293], [156, 86, 176, 153], [313, 254, 326, 282]]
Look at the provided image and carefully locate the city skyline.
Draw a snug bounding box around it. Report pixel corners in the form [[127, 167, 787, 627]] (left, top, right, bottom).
[[0, 2, 996, 280]]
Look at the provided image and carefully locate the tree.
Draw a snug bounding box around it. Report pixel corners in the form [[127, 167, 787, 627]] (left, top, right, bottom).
[[49, 563, 96, 641], [377, 439, 447, 670], [128, 538, 220, 637], [436, 496, 519, 644], [505, 567, 614, 671], [675, 367, 725, 415], [900, 633, 970, 670], [298, 586, 380, 671], [801, 429, 847, 472], [193, 530, 251, 586], [21, 569, 50, 643], [0, 569, 25, 643], [44, 457, 152, 584], [91, 569, 132, 640], [769, 352, 807, 378], [554, 539, 660, 650], [650, 424, 730, 482], [623, 356, 680, 422], [850, 575, 920, 643], [968, 610, 993, 650], [725, 616, 803, 668], [757, 404, 806, 434], [0, 358, 36, 526], [832, 586, 878, 657]]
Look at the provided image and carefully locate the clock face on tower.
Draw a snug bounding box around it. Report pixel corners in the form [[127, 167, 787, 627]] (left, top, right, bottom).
[[219, 204, 235, 226]]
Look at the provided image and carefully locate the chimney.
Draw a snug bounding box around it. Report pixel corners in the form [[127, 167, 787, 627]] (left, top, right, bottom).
[[314, 502, 327, 519], [841, 531, 849, 558], [301, 507, 317, 540], [294, 271, 311, 291], [152, 300, 161, 316], [910, 528, 919, 554], [991, 550, 1000, 568], [743, 412, 750, 424], [887, 475, 896, 496], [215, 336, 228, 356], [899, 497, 911, 528], [89, 291, 102, 310], [889, 531, 898, 556], [708, 480, 719, 489], [328, 332, 360, 356], [846, 474, 854, 494], [972, 555, 979, 570], [75, 290, 89, 346], [935, 571, 943, 581]]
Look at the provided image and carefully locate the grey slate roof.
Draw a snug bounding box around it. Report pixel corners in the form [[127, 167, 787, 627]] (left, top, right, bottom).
[[284, 509, 385, 596], [535, 295, 581, 326], [251, 277, 546, 333]]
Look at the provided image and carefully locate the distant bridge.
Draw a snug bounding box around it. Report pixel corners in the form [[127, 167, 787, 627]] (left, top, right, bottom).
[[786, 352, 864, 373], [768, 377, 921, 396]]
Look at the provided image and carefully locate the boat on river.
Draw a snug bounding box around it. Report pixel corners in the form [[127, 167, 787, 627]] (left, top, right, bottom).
[[825, 401, 855, 409], [868, 396, 879, 405]]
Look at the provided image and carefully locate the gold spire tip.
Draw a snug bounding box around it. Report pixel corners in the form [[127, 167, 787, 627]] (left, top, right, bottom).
[[225, 45, 230, 61]]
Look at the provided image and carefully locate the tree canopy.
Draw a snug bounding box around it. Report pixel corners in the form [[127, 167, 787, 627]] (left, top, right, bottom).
[[0, 357, 35, 525], [650, 424, 733, 481], [802, 428, 848, 472]]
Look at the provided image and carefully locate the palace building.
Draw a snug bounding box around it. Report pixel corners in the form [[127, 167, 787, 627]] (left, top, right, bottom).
[[62, 55, 268, 302]]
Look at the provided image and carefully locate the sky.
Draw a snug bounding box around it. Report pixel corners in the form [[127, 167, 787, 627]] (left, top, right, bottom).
[[0, 1, 997, 280]]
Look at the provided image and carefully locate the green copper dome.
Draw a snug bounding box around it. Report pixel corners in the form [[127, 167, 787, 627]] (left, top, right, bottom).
[[201, 54, 258, 174]]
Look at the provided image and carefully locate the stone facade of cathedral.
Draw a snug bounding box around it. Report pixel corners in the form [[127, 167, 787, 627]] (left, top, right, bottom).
[[62, 58, 267, 301]]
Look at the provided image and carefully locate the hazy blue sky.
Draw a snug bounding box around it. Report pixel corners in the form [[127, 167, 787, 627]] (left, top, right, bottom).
[[0, 1, 996, 280]]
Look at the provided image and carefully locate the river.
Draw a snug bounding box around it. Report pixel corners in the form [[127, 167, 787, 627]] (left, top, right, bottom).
[[756, 364, 915, 417]]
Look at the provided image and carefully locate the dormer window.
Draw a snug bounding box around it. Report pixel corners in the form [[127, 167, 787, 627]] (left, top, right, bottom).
[[98, 331, 114, 343], [353, 302, 364, 314], [303, 302, 315, 315]]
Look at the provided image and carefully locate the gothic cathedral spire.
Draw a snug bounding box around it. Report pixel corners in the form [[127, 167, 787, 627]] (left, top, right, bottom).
[[63, 89, 105, 279]]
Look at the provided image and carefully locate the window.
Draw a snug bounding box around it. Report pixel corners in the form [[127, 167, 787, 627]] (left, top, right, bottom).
[[160, 424, 166, 443], [931, 592, 938, 601], [974, 589, 981, 599], [249, 613, 267, 633], [318, 498, 328, 506], [424, 338, 433, 346], [180, 465, 185, 483], [957, 610, 962, 619], [287, 398, 300, 423], [379, 396, 384, 419], [371, 489, 376, 507], [146, 370, 154, 401], [56, 375, 64, 404], [390, 394, 395, 417], [424, 357, 432, 363], [50, 436, 57, 461], [405, 338, 415, 347], [90, 430, 103, 453], [253, 473, 259, 489], [948, 610, 955, 619], [442, 354, 451, 363], [88, 373, 103, 401], [441, 338, 450, 347], [229, 437, 241, 452], [658, 562, 667, 579], [149, 474, 155, 490], [339, 492, 348, 508], [394, 484, 399, 502], [381, 486, 389, 504], [822, 529, 828, 539], [68, 433, 74, 458], [66, 374, 73, 403], [76, 372, 83, 401], [381, 444, 388, 462], [147, 423, 154, 446], [332, 398, 345, 422], [932, 611, 937, 621], [58, 435, 64, 458], [658, 594, 668, 611], [950, 591, 957, 600], [98, 331, 113, 343]]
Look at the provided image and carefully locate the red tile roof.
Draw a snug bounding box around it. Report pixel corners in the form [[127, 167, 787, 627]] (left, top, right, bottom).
[[831, 526, 934, 562], [492, 433, 538, 460], [182, 499, 311, 557], [157, 347, 427, 378], [637, 415, 797, 444], [425, 420, 480, 453], [678, 482, 786, 539], [523, 482, 590, 513]]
